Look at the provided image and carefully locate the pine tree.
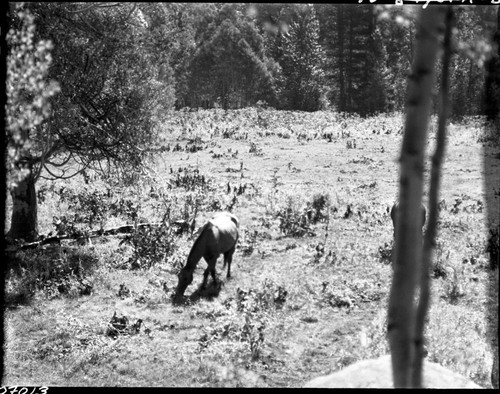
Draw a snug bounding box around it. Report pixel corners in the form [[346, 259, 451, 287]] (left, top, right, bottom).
[[187, 4, 278, 109], [277, 4, 327, 111]]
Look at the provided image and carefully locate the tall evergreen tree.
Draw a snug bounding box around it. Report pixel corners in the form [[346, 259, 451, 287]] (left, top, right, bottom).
[[377, 7, 416, 112], [314, 4, 339, 108], [187, 3, 278, 109], [341, 5, 389, 116], [276, 4, 327, 111]]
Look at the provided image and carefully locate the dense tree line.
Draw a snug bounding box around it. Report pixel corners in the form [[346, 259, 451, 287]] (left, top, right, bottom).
[[17, 3, 498, 115]]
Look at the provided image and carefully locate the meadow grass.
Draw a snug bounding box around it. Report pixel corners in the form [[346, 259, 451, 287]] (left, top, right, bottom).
[[3, 110, 498, 387]]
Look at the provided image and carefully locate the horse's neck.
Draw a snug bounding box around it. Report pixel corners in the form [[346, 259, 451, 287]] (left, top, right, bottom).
[[184, 225, 207, 272]]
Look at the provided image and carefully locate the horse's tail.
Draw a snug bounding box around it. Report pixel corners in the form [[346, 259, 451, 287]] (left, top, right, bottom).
[[229, 215, 239, 228], [229, 215, 239, 244]]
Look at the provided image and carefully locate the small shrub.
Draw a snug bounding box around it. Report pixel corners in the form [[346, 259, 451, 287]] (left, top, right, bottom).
[[309, 193, 331, 223], [241, 313, 265, 360], [276, 193, 330, 237], [118, 283, 131, 299], [322, 287, 354, 309], [5, 246, 98, 304], [310, 242, 336, 265], [432, 258, 449, 279], [196, 280, 288, 360], [185, 142, 204, 153], [320, 279, 384, 309], [276, 195, 312, 237], [450, 197, 463, 214], [4, 264, 36, 306], [106, 311, 145, 339], [58, 187, 109, 230], [240, 230, 257, 257], [172, 168, 211, 192], [236, 281, 283, 360], [378, 242, 393, 265], [109, 197, 139, 220], [124, 223, 177, 269], [249, 142, 263, 156], [441, 267, 467, 304]]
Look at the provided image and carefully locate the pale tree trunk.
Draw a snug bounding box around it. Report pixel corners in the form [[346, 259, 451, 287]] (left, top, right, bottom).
[[486, 9, 500, 390], [305, 5, 484, 389], [388, 6, 446, 388], [413, 6, 454, 386], [8, 163, 39, 242]]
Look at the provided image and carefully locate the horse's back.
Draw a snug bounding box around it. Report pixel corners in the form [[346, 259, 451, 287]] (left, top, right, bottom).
[[209, 212, 239, 231], [207, 212, 239, 252]]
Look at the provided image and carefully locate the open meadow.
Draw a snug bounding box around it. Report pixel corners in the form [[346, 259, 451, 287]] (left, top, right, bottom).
[[3, 109, 499, 387]]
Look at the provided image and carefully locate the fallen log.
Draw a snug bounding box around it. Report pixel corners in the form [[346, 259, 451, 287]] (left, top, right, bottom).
[[4, 221, 191, 252]]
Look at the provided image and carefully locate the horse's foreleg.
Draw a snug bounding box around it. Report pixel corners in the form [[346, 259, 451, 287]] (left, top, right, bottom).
[[202, 267, 209, 289]]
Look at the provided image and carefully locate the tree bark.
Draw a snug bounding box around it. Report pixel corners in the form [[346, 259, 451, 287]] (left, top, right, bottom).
[[347, 7, 353, 111], [8, 164, 39, 242], [484, 7, 500, 121], [413, 6, 454, 387], [388, 6, 445, 388]]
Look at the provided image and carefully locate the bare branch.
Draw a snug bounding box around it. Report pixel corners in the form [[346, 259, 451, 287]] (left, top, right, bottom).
[[40, 155, 87, 181], [65, 3, 124, 14], [44, 152, 73, 168]]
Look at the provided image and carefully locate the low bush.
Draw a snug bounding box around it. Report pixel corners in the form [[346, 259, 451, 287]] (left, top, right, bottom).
[[5, 245, 98, 305], [276, 192, 330, 237]]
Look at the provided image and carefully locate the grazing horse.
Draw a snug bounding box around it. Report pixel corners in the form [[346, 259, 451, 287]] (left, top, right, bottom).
[[391, 202, 427, 236], [174, 212, 239, 300]]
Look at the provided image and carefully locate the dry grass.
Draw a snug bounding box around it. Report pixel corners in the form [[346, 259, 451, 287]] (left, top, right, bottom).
[[3, 110, 498, 387]]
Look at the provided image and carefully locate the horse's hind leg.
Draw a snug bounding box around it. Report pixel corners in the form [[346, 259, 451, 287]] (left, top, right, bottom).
[[202, 256, 218, 288], [223, 246, 235, 279]]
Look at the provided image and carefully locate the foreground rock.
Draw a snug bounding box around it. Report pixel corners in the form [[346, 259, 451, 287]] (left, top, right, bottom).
[[304, 355, 481, 388]]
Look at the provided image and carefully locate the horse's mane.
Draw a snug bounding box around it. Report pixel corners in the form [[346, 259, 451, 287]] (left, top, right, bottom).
[[186, 222, 211, 266]]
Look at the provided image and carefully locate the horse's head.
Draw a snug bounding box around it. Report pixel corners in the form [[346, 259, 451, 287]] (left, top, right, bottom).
[[391, 202, 427, 233], [174, 268, 193, 300]]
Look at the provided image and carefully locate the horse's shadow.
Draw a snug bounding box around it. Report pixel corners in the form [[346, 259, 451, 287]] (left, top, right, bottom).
[[173, 279, 224, 305]]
